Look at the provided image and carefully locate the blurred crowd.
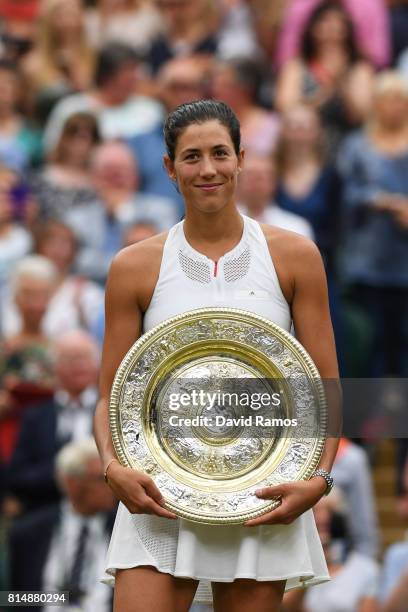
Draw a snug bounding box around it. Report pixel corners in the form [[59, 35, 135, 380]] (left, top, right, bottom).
[[0, 0, 407, 610]]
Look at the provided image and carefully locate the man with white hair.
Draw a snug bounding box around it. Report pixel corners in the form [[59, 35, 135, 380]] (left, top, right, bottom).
[[0, 255, 57, 465], [64, 141, 178, 284], [9, 437, 116, 612], [7, 330, 100, 513]]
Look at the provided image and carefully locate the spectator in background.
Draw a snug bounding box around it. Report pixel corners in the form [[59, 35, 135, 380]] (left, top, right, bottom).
[[127, 55, 208, 214], [90, 219, 160, 346], [1, 221, 104, 338], [380, 454, 408, 609], [0, 59, 42, 171], [29, 112, 100, 220], [281, 489, 380, 612], [65, 141, 178, 284], [84, 0, 163, 55], [275, 1, 374, 155], [244, 0, 289, 61], [9, 437, 116, 612], [7, 330, 99, 514], [0, 256, 57, 465], [147, 0, 219, 74], [275, 0, 390, 70], [337, 71, 408, 377], [34, 221, 104, 336], [0, 167, 32, 289], [237, 154, 314, 239], [274, 104, 345, 370], [21, 0, 95, 122], [332, 438, 380, 559], [214, 0, 262, 61], [43, 42, 164, 154], [275, 105, 342, 275], [202, 0, 288, 68], [210, 57, 280, 156]]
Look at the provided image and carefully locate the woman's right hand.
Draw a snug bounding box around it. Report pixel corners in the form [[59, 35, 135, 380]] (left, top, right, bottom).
[[105, 460, 178, 520]]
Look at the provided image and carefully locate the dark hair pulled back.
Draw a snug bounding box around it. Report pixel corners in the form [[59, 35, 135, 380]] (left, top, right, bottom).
[[164, 99, 241, 161]]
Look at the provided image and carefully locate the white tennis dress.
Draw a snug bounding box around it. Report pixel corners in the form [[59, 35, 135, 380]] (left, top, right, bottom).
[[102, 215, 330, 603]]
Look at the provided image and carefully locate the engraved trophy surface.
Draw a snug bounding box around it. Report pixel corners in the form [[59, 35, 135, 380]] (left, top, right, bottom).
[[110, 308, 327, 524]]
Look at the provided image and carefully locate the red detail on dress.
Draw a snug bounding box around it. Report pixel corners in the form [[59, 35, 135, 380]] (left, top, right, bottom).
[[213, 261, 218, 277]]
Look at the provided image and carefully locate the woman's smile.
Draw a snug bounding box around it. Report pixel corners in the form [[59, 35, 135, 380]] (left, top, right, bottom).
[[195, 182, 224, 192]]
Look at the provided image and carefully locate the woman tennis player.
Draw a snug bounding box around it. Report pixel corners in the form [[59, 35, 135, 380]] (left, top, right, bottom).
[[95, 100, 340, 612]]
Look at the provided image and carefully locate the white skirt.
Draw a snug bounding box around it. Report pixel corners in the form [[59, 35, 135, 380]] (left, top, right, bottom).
[[102, 503, 329, 604]]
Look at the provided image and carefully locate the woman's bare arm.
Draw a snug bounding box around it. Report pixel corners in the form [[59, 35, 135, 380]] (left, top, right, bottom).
[[290, 238, 341, 475], [94, 244, 177, 519], [94, 250, 141, 470], [245, 232, 341, 527]]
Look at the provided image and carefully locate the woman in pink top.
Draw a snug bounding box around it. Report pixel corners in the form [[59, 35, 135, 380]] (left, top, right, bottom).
[[275, 0, 390, 70], [275, 1, 374, 154]]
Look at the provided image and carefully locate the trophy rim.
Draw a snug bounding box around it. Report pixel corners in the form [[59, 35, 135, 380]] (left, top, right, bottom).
[[109, 307, 327, 524]]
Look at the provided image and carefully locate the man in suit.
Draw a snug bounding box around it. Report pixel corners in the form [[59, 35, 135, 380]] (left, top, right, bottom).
[[8, 437, 117, 611], [6, 330, 100, 513]]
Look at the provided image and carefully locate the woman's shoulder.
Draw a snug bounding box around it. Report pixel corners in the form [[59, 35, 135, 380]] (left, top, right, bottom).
[[106, 231, 170, 308], [260, 222, 318, 260], [259, 223, 322, 301]]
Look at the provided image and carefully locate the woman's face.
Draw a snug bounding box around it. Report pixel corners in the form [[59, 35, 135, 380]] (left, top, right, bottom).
[[373, 91, 408, 130], [310, 9, 349, 46], [165, 120, 243, 214]]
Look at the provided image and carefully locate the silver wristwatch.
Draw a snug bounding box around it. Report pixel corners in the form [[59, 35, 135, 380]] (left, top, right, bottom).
[[310, 468, 334, 496]]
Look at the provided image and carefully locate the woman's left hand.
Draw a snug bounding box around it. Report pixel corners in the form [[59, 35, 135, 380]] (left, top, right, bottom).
[[244, 478, 327, 527]]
